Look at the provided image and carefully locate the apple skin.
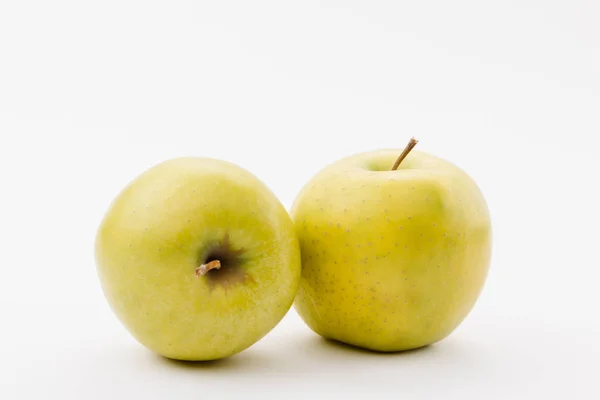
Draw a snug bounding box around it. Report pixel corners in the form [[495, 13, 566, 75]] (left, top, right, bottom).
[[95, 158, 301, 361], [291, 149, 491, 352]]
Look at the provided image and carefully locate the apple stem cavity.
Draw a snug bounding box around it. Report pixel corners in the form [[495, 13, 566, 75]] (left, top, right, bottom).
[[195, 260, 222, 277], [391, 137, 419, 171]]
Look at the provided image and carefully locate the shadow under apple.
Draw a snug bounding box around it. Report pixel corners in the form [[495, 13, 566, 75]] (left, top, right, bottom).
[[152, 332, 447, 376]]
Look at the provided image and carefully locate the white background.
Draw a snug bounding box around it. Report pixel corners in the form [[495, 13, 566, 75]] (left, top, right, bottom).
[[1, 1, 599, 399]]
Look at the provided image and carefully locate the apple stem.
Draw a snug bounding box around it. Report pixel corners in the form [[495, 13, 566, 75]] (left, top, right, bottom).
[[391, 137, 419, 171], [195, 260, 221, 277]]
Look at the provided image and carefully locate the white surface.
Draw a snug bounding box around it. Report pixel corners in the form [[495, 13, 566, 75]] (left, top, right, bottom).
[[1, 1, 599, 399]]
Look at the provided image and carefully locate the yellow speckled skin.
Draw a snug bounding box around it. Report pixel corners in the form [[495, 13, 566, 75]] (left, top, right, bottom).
[[291, 150, 491, 352], [95, 158, 300, 361]]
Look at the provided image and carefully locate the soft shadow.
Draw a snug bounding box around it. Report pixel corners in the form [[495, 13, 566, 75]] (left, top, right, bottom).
[[280, 333, 507, 389], [288, 333, 441, 369], [320, 337, 435, 357], [153, 349, 268, 373], [144, 333, 481, 378]]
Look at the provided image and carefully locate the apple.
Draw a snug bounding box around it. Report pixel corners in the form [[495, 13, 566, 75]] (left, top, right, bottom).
[[95, 158, 301, 361], [291, 139, 491, 352]]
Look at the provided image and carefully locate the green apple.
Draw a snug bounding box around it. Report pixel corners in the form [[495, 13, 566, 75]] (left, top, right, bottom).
[[95, 158, 301, 361], [291, 140, 491, 352]]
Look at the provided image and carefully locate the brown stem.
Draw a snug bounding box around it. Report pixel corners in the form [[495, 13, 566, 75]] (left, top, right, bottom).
[[391, 137, 419, 170], [195, 260, 221, 277]]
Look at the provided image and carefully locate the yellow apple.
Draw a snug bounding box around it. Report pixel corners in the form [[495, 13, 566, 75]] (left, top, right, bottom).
[[291, 142, 491, 351], [95, 158, 300, 360]]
